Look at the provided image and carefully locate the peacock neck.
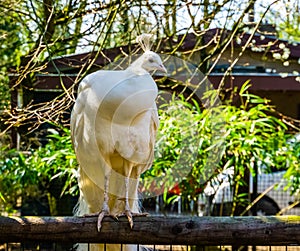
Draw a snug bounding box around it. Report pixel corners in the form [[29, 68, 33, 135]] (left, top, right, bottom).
[[126, 56, 148, 76]]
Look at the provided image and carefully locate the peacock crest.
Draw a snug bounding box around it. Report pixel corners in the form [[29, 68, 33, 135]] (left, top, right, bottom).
[[136, 33, 153, 52]]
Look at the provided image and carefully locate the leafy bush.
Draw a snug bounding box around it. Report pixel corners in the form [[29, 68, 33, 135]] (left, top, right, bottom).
[[143, 83, 300, 213], [0, 128, 78, 214], [0, 83, 299, 215], [284, 135, 300, 196]]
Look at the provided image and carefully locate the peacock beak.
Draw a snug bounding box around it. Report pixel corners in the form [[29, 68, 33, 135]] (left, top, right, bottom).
[[158, 64, 167, 73]]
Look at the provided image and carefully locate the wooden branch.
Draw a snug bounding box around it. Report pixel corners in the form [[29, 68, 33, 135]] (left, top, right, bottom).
[[0, 215, 299, 246]]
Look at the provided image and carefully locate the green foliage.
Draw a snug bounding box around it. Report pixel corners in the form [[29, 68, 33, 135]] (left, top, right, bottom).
[[0, 84, 299, 215], [0, 73, 10, 112], [283, 136, 300, 196], [0, 6, 22, 112], [143, 83, 300, 213], [276, 2, 300, 42], [0, 128, 78, 214], [0, 11, 24, 69]]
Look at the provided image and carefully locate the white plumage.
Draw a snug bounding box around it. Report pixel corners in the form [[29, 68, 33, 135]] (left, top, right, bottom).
[[71, 34, 166, 251]]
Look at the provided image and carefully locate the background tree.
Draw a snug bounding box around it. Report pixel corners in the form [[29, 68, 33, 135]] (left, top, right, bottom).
[[1, 0, 285, 131], [266, 0, 300, 42]]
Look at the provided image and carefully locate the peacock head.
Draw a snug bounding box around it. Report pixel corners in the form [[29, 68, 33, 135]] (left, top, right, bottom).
[[131, 33, 167, 74], [141, 51, 167, 73]]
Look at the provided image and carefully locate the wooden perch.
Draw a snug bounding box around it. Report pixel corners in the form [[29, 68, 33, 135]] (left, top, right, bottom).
[[0, 215, 299, 246]]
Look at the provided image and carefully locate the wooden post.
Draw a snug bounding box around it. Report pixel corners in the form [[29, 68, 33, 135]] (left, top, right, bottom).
[[0, 215, 299, 246]]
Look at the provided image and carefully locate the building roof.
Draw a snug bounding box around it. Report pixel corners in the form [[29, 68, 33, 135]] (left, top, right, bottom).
[[9, 28, 300, 93], [42, 28, 300, 74], [180, 28, 300, 59]]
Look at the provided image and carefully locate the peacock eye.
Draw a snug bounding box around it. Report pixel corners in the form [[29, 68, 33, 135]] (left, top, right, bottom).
[[148, 58, 154, 63]]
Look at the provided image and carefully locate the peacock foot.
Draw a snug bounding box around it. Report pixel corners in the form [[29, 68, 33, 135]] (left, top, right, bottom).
[[97, 209, 118, 232], [116, 210, 149, 229], [83, 210, 117, 232]]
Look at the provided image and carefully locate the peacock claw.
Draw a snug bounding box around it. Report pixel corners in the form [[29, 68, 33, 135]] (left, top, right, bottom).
[[116, 211, 149, 228], [97, 211, 105, 231], [82, 210, 115, 231], [97, 209, 114, 232]]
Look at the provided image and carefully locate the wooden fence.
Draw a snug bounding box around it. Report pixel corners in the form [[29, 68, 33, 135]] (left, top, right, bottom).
[[0, 215, 299, 247]]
